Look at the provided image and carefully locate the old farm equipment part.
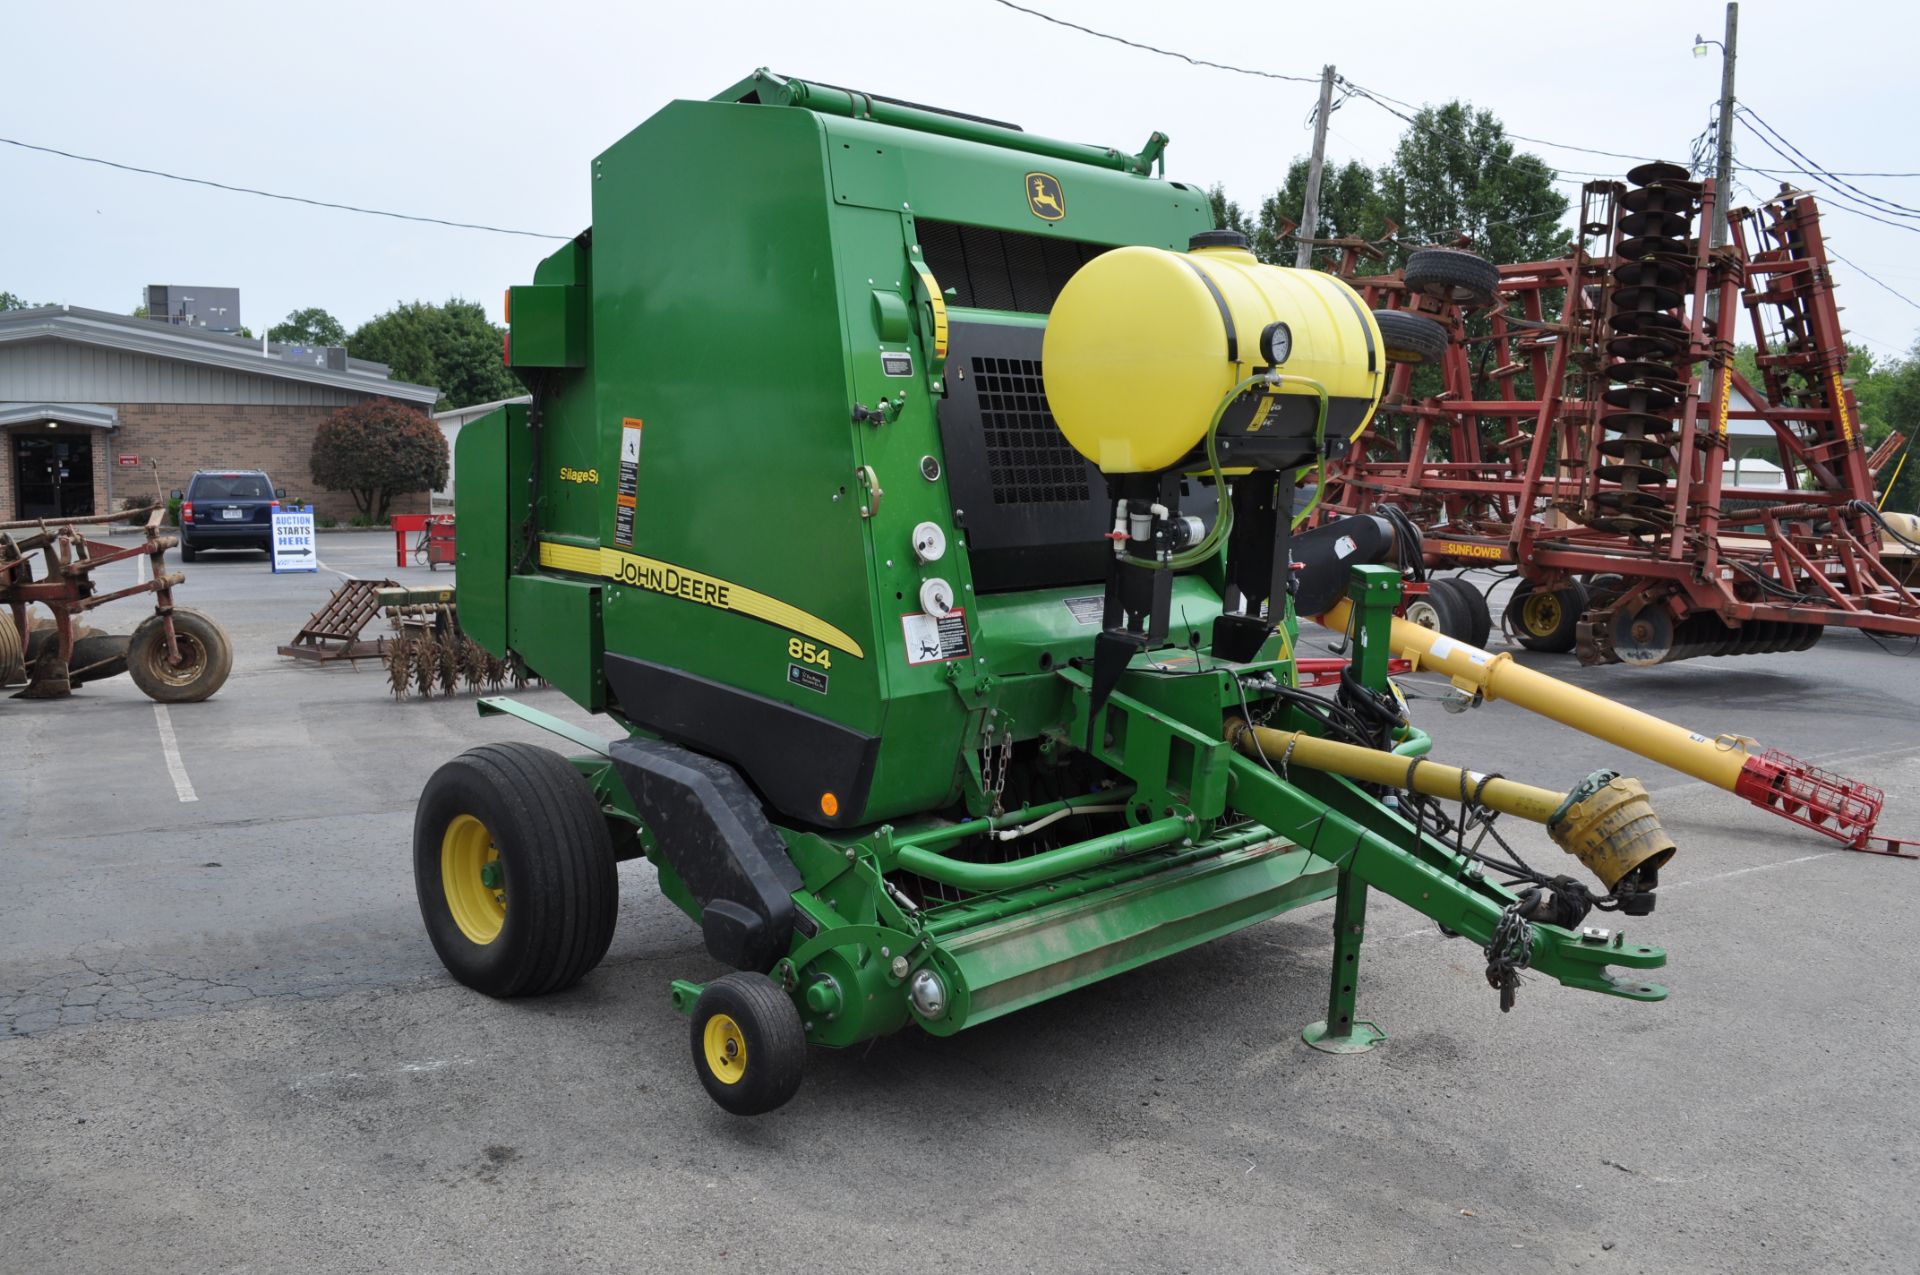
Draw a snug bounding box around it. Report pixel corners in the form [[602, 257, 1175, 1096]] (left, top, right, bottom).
[[278, 576, 399, 663], [408, 72, 1727, 1116], [378, 584, 521, 700], [1315, 174, 1920, 665], [0, 504, 231, 702]]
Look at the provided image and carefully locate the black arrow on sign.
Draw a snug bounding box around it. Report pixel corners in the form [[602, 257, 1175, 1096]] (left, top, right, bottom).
[[279, 547, 313, 557]]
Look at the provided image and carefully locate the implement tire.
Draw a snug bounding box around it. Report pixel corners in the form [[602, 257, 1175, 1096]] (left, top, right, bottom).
[[0, 611, 21, 687], [1404, 247, 1500, 308], [1372, 309, 1450, 366], [126, 607, 232, 703], [414, 742, 618, 998], [690, 972, 806, 1116], [1431, 577, 1492, 648], [1507, 580, 1588, 653]]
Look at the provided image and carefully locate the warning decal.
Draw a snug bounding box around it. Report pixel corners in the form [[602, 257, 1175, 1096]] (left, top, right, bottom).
[[902, 609, 971, 665], [1064, 594, 1104, 625], [615, 418, 642, 546]]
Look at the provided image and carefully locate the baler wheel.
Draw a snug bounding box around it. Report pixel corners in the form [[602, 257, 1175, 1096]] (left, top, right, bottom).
[[126, 608, 232, 703], [413, 742, 618, 998], [1372, 309, 1449, 366], [1403, 247, 1500, 308], [689, 972, 805, 1116], [1507, 581, 1588, 654]]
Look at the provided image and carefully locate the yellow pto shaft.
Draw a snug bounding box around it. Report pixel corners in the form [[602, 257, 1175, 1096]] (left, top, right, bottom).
[[1315, 600, 1751, 791], [1226, 719, 1676, 894]]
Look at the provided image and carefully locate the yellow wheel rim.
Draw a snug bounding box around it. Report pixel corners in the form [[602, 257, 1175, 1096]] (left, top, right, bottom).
[[703, 1013, 748, 1085], [441, 813, 506, 945], [1521, 591, 1563, 636]]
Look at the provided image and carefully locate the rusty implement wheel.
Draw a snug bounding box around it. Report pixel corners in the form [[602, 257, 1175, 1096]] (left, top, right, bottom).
[[386, 636, 414, 700], [0, 610, 21, 687], [1611, 604, 1677, 667], [437, 638, 460, 696], [414, 634, 441, 698], [126, 608, 232, 703]]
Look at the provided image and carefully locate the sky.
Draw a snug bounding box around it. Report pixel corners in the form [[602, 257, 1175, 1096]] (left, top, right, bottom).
[[4, 0, 1916, 363]]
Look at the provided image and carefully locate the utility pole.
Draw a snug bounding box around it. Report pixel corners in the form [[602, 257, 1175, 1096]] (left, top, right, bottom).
[[1710, 2, 1739, 249], [1296, 65, 1336, 269]]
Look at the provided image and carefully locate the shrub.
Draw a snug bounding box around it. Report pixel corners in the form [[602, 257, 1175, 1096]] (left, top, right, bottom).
[[311, 398, 448, 522]]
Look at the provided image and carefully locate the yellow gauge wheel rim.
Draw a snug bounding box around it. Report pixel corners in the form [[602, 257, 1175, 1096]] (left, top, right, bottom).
[[703, 1013, 748, 1085], [441, 813, 506, 945], [1521, 591, 1563, 636]]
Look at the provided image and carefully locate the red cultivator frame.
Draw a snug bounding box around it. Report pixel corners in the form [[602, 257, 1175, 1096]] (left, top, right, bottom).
[[1317, 174, 1920, 667]]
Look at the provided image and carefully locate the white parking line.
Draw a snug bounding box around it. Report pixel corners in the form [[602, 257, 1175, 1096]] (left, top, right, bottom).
[[152, 704, 198, 803]]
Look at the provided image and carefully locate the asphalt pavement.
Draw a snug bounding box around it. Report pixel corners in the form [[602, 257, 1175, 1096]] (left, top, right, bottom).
[[4, 536, 1918, 1273]]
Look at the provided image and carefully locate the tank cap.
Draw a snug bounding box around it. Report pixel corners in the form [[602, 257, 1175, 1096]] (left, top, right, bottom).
[[1188, 229, 1251, 251]]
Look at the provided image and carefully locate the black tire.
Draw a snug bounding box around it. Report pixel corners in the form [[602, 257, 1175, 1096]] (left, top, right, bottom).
[[690, 972, 806, 1116], [1432, 577, 1492, 648], [179, 542, 197, 563], [67, 633, 130, 686], [0, 611, 21, 686], [1506, 580, 1588, 653], [1404, 247, 1499, 308], [1372, 309, 1450, 366], [1404, 582, 1471, 641], [414, 742, 618, 998], [126, 607, 232, 702]]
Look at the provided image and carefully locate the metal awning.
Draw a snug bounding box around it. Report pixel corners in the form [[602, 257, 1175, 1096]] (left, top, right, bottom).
[[0, 402, 120, 431]]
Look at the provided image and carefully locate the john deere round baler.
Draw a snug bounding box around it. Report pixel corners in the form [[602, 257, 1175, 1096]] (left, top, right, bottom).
[[414, 70, 1676, 1114]]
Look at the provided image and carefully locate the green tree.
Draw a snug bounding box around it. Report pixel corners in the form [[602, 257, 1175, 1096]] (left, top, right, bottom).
[[347, 299, 516, 409], [1265, 159, 1389, 269], [310, 399, 449, 521], [269, 306, 347, 347], [1, 291, 39, 311], [1374, 102, 1570, 268], [1206, 184, 1253, 239]]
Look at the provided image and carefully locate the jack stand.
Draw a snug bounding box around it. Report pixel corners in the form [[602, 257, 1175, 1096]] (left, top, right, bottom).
[[1303, 868, 1386, 1053]]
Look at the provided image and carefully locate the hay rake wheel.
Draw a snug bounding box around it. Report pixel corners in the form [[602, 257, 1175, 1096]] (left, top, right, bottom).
[[385, 635, 414, 701], [414, 633, 441, 699]]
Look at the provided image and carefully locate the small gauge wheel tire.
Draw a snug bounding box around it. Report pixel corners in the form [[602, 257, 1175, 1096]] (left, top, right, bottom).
[[1506, 580, 1589, 653], [126, 607, 232, 703], [1372, 309, 1450, 366], [1404, 584, 1472, 642], [0, 611, 22, 686], [1403, 247, 1500, 308], [690, 972, 806, 1116], [413, 742, 618, 998], [1429, 577, 1492, 648]]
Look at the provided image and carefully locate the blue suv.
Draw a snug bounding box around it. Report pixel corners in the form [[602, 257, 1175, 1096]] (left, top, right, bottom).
[[174, 470, 285, 560]]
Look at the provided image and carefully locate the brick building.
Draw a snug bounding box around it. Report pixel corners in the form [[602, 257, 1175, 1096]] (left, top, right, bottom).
[[0, 306, 438, 523]]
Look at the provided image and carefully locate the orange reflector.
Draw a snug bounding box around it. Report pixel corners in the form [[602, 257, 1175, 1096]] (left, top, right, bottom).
[[503, 288, 511, 324], [819, 792, 840, 818]]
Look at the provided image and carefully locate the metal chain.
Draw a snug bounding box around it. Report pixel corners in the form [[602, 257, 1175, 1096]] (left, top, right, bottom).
[[1483, 900, 1534, 1014], [987, 727, 1013, 816]]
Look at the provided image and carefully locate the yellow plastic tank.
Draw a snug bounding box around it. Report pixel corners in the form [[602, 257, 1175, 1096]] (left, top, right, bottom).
[[1042, 236, 1386, 474]]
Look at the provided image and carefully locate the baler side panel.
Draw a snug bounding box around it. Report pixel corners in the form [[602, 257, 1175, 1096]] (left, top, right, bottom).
[[584, 101, 887, 821]]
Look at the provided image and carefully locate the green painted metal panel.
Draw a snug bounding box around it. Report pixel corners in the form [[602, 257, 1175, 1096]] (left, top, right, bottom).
[[506, 283, 587, 368]]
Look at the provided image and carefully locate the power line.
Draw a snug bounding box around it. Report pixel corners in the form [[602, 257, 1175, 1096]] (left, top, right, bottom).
[[1340, 78, 1659, 165], [1732, 122, 1920, 235], [0, 134, 572, 239], [984, 0, 1320, 82], [1734, 105, 1920, 218], [1827, 246, 1920, 315]]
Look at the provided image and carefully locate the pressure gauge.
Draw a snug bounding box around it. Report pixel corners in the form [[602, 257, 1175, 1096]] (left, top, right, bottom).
[[911, 521, 947, 564], [1260, 320, 1293, 366], [919, 578, 956, 618]]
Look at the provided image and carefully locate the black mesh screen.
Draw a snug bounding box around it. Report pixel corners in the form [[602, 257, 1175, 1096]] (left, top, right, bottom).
[[916, 219, 1110, 314], [972, 355, 1089, 505]]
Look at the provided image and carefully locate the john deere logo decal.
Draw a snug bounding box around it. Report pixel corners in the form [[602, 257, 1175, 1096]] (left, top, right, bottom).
[[1027, 172, 1065, 221]]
